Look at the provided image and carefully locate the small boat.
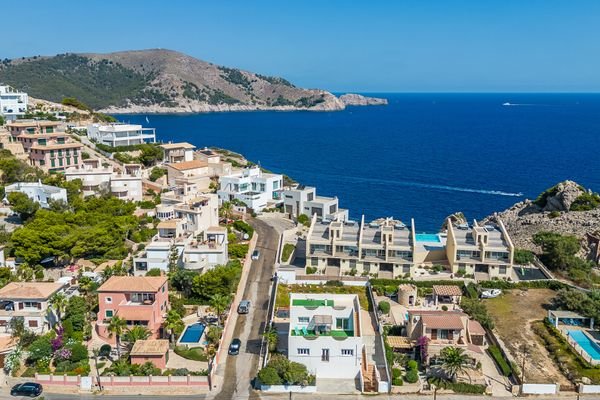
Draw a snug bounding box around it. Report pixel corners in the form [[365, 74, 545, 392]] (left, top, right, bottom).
[[481, 289, 502, 299], [502, 102, 511, 106]]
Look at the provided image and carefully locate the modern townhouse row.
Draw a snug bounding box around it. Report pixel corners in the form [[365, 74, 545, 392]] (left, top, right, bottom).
[[304, 214, 514, 281], [0, 85, 28, 121]]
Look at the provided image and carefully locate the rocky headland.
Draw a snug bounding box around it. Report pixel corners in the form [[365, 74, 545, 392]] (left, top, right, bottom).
[[338, 93, 388, 106]]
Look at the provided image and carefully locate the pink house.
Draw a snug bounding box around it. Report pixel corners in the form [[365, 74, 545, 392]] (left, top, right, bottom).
[[96, 276, 169, 344], [130, 339, 170, 370]]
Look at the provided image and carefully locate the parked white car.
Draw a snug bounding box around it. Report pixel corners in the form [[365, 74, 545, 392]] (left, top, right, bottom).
[[481, 289, 502, 299]]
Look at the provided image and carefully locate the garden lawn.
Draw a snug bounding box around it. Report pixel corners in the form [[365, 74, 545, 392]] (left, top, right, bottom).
[[174, 346, 208, 362]]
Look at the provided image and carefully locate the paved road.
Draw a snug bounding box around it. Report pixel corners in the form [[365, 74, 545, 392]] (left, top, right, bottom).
[[214, 218, 279, 400]]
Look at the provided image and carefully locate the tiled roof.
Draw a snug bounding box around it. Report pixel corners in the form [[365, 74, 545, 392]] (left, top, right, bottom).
[[130, 339, 169, 356], [160, 142, 195, 150], [433, 285, 463, 297], [468, 319, 486, 335], [115, 307, 155, 321], [98, 276, 167, 293], [0, 282, 64, 300], [420, 313, 465, 330], [167, 160, 207, 171]]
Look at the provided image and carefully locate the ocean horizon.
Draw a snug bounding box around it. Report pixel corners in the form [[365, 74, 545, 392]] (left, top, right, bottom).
[[114, 92, 600, 231]]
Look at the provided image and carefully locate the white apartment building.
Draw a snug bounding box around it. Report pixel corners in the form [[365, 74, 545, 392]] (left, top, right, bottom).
[[165, 160, 211, 190], [87, 123, 156, 147], [0, 282, 65, 334], [110, 164, 143, 202], [288, 293, 364, 380], [133, 194, 226, 275], [160, 142, 195, 163], [218, 166, 283, 211], [4, 181, 67, 208], [65, 159, 113, 196], [446, 219, 514, 280], [306, 215, 415, 279], [283, 185, 348, 221], [0, 85, 28, 121]]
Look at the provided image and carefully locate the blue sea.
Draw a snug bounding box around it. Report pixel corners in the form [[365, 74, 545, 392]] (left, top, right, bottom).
[[115, 93, 600, 231]]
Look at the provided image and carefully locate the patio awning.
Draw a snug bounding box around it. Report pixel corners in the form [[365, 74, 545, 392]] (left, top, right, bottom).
[[387, 336, 414, 349]]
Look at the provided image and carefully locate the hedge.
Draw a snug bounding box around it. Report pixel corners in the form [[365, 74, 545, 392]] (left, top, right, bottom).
[[487, 345, 512, 376], [370, 279, 464, 289], [446, 382, 486, 394], [479, 280, 566, 290], [378, 301, 391, 314]]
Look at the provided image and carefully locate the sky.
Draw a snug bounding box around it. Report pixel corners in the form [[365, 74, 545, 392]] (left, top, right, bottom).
[[3, 1, 600, 92]]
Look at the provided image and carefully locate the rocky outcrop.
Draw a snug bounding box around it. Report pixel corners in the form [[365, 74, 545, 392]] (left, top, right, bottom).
[[442, 212, 467, 230], [338, 93, 388, 106], [482, 181, 600, 257]]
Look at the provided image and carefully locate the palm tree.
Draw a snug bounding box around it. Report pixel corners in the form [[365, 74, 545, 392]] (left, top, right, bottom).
[[209, 294, 231, 327], [107, 316, 127, 359], [428, 376, 449, 400], [123, 325, 151, 350], [50, 292, 67, 324], [92, 348, 103, 391], [438, 346, 473, 383], [164, 310, 185, 344], [219, 201, 233, 220], [263, 326, 278, 352]]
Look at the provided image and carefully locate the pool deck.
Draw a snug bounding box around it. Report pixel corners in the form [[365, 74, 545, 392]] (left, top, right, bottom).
[[559, 325, 600, 365]]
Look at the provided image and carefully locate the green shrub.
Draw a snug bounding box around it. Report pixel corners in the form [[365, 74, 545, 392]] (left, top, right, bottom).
[[174, 346, 208, 362], [146, 268, 163, 277], [465, 283, 479, 299], [258, 366, 282, 385], [306, 266, 317, 275], [446, 382, 486, 394], [281, 243, 295, 263], [570, 192, 600, 211], [514, 248, 535, 265], [233, 220, 254, 238], [404, 369, 419, 383], [297, 214, 310, 227], [149, 167, 166, 182], [228, 243, 249, 259], [407, 360, 418, 370], [487, 345, 512, 376], [392, 377, 404, 386], [68, 342, 89, 362], [392, 368, 402, 378], [378, 301, 391, 314], [549, 210, 561, 219]]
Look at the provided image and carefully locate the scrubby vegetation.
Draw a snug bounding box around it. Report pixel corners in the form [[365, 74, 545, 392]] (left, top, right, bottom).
[[514, 248, 535, 265], [257, 354, 315, 386], [487, 345, 512, 376], [570, 192, 600, 211]]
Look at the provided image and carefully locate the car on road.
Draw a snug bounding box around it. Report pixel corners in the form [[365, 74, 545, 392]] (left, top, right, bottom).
[[237, 300, 251, 314], [251, 250, 260, 260], [228, 338, 242, 355], [11, 382, 43, 397]]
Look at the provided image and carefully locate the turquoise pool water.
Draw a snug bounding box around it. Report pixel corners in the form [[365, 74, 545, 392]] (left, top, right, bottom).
[[568, 330, 600, 360], [415, 233, 441, 243], [180, 323, 206, 344]]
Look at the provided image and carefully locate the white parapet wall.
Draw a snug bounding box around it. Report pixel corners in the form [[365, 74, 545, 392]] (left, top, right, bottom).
[[261, 384, 317, 393], [521, 383, 559, 395], [580, 384, 600, 394]]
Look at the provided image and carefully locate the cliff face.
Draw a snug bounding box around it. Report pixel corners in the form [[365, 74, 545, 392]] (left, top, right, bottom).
[[0, 49, 345, 113], [339, 93, 388, 106], [482, 181, 600, 257]]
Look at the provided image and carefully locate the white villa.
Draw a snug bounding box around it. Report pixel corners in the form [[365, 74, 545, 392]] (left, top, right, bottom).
[[283, 185, 348, 221], [4, 181, 67, 208], [160, 142, 195, 163], [288, 293, 364, 380], [65, 160, 143, 201], [0, 282, 65, 334], [87, 123, 156, 147], [133, 193, 227, 275], [218, 166, 283, 211], [0, 85, 28, 121]]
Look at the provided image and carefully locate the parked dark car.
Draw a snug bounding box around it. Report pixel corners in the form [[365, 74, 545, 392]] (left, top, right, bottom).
[[228, 338, 242, 355], [11, 382, 43, 397]]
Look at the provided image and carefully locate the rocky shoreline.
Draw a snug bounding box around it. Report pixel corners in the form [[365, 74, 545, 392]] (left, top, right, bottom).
[[99, 93, 387, 114]]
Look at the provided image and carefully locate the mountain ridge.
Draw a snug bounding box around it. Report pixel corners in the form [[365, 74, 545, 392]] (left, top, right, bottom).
[[0, 49, 365, 113]]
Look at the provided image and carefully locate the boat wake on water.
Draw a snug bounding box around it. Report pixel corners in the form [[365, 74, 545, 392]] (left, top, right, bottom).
[[281, 168, 524, 197]]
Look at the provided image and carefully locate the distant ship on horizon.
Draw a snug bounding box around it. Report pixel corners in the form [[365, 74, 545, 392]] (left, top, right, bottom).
[[502, 102, 512, 106]]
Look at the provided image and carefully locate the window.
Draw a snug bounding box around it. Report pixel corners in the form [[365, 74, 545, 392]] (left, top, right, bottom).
[[336, 318, 350, 330], [23, 302, 39, 309], [51, 159, 55, 168], [439, 330, 448, 340], [349, 259, 357, 269], [105, 297, 112, 304], [39, 160, 45, 166], [321, 348, 330, 362], [162, 285, 165, 292], [28, 320, 39, 328], [297, 348, 310, 355], [38, 139, 47, 146], [499, 266, 507, 275], [105, 310, 114, 318], [298, 317, 310, 324], [311, 257, 318, 267], [341, 349, 353, 356]]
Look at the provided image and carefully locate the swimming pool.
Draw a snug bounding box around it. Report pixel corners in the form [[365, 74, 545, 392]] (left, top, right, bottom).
[[415, 233, 441, 243], [180, 323, 206, 344], [568, 330, 600, 360]]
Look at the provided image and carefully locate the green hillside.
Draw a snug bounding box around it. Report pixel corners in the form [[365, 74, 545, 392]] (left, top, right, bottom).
[[0, 54, 151, 109]]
